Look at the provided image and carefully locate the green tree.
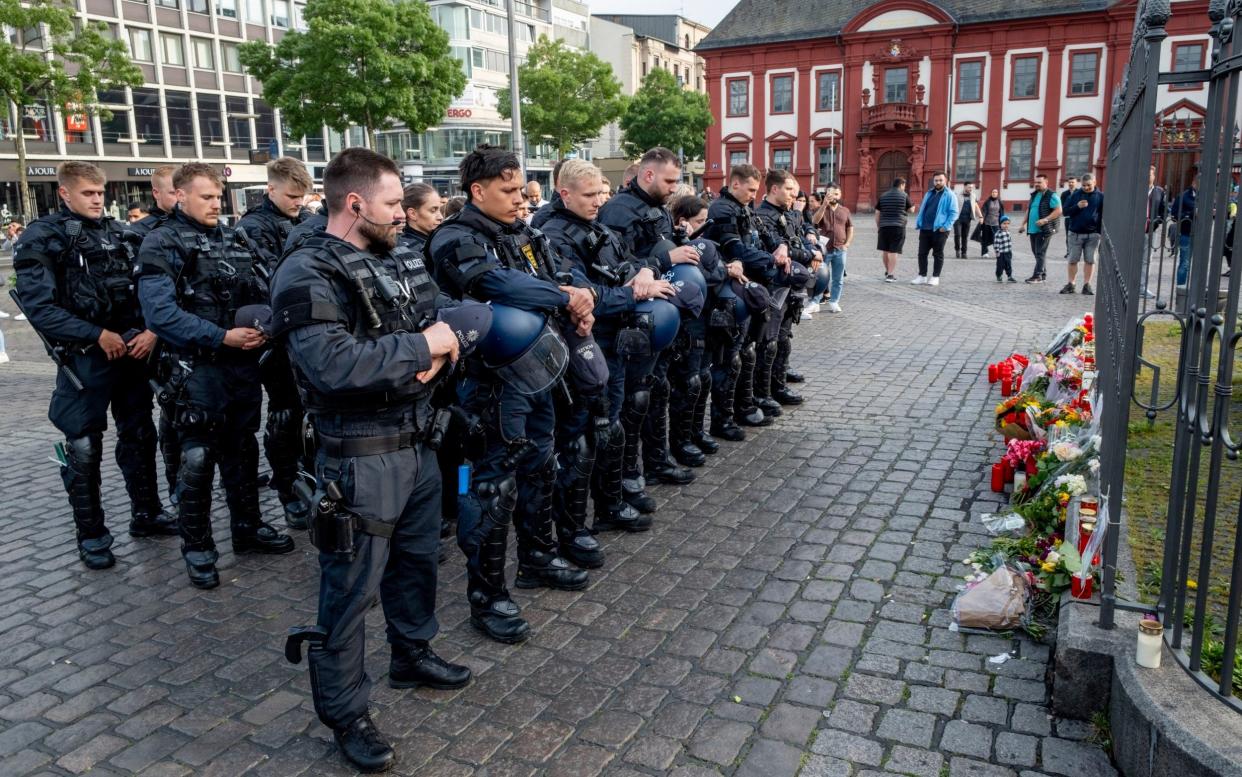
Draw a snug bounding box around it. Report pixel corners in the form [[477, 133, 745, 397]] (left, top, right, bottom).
[[498, 36, 624, 157], [240, 0, 466, 151], [620, 68, 713, 160], [0, 0, 142, 220]]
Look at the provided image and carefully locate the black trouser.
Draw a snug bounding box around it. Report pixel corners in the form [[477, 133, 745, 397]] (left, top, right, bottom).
[[668, 317, 706, 443], [259, 348, 307, 500], [979, 224, 997, 255], [953, 218, 973, 255], [917, 229, 949, 278], [995, 251, 1013, 279], [49, 349, 162, 540], [641, 350, 674, 470], [1030, 232, 1051, 278], [307, 421, 439, 731], [172, 357, 264, 552]]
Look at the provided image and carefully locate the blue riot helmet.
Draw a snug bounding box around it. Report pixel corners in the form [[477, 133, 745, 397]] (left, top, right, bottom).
[[436, 301, 493, 357], [716, 278, 750, 326], [634, 298, 680, 351], [477, 303, 569, 395], [663, 263, 707, 318], [812, 261, 831, 299]]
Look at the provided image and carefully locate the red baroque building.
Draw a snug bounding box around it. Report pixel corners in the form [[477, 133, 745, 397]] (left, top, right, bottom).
[[697, 0, 1212, 210]]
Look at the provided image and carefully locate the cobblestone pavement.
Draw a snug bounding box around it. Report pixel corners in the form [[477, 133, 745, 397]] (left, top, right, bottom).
[[0, 223, 1120, 776]]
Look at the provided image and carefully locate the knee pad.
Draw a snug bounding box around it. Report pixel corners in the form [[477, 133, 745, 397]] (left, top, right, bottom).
[[181, 444, 213, 478], [66, 434, 103, 464], [627, 389, 651, 416], [685, 373, 702, 397]]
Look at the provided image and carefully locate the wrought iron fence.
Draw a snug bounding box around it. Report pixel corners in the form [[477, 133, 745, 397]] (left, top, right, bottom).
[[1098, 0, 1242, 711]]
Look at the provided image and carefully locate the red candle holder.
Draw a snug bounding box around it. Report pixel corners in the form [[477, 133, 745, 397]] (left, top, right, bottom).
[[1011, 354, 1029, 367], [991, 463, 1005, 492], [1071, 573, 1093, 599], [1001, 377, 1012, 396], [1003, 460, 1014, 483], [988, 364, 999, 383]]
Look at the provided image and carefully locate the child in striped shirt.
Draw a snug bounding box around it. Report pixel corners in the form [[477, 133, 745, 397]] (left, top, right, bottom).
[[994, 216, 1017, 283]]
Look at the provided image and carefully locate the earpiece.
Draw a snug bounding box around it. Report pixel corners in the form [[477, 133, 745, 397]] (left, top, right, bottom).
[[352, 202, 361, 213]]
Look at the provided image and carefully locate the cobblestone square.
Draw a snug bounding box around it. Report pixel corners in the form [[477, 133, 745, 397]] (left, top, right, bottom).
[[0, 224, 1119, 775]]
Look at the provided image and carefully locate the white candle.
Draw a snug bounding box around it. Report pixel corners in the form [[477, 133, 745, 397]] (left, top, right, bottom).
[[1136, 619, 1163, 669]]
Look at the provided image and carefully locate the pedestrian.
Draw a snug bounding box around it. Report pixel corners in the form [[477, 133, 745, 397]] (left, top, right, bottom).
[[14, 161, 178, 570], [1060, 173, 1103, 295], [1060, 176, 1079, 260], [953, 181, 982, 258], [524, 180, 547, 210], [1142, 165, 1166, 299], [979, 188, 1004, 257], [1171, 173, 1198, 286], [811, 182, 852, 311], [993, 215, 1017, 283], [126, 201, 148, 223], [272, 147, 472, 774], [138, 162, 295, 589], [428, 144, 594, 644], [2, 220, 24, 252], [1023, 174, 1062, 284], [911, 171, 959, 286], [442, 195, 466, 218], [875, 176, 913, 282]]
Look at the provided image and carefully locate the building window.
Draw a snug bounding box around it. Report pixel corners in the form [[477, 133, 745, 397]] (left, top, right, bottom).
[[131, 87, 163, 146], [770, 74, 793, 114], [884, 67, 908, 103], [218, 0, 237, 18], [771, 148, 792, 169], [1011, 55, 1040, 99], [98, 89, 130, 143], [187, 0, 209, 13], [197, 93, 224, 143], [728, 149, 748, 167], [1064, 135, 1093, 177], [1069, 51, 1099, 95], [160, 33, 184, 66], [1171, 42, 1206, 91], [817, 145, 839, 186], [245, 0, 264, 24], [471, 48, 507, 72], [1007, 137, 1034, 181], [156, 0, 179, 8], [956, 59, 983, 103], [255, 99, 277, 153], [727, 78, 748, 117], [954, 139, 979, 182], [271, 0, 290, 27], [166, 91, 194, 147], [641, 61, 647, 77], [128, 28, 152, 62], [192, 38, 214, 69], [227, 95, 251, 149], [816, 71, 840, 111], [221, 42, 243, 72]]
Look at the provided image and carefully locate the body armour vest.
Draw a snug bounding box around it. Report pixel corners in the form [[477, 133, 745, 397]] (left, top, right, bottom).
[[446, 206, 561, 284], [54, 214, 142, 331], [171, 226, 266, 331]]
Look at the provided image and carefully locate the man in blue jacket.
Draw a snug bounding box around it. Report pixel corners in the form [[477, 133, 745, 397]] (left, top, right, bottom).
[[1060, 173, 1103, 295], [911, 172, 959, 286]]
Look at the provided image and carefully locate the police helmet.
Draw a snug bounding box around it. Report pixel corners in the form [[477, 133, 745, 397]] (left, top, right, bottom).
[[477, 304, 569, 395], [634, 298, 680, 352], [717, 279, 750, 326], [663, 263, 707, 318]]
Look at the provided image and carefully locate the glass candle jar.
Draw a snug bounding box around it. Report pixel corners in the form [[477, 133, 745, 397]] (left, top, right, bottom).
[[1137, 619, 1163, 668]]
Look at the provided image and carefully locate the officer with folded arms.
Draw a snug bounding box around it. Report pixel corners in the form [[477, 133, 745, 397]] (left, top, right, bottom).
[[429, 144, 595, 644], [14, 161, 177, 570], [137, 163, 295, 589], [271, 148, 472, 773]]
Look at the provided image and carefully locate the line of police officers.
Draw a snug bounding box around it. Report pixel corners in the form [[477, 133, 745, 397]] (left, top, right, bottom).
[[15, 146, 824, 773]]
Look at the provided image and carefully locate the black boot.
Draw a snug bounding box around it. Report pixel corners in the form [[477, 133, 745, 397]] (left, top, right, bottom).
[[129, 508, 179, 538], [710, 353, 747, 441], [592, 420, 652, 532], [785, 369, 805, 384], [517, 458, 589, 590], [734, 343, 772, 427], [754, 339, 782, 417], [643, 378, 696, 484], [334, 712, 395, 774], [771, 334, 804, 406], [62, 435, 115, 570], [516, 548, 590, 590], [158, 407, 180, 506], [389, 642, 471, 690], [278, 492, 310, 531], [226, 437, 295, 555], [621, 388, 657, 513], [554, 433, 605, 569], [469, 589, 530, 644], [670, 373, 706, 467], [178, 444, 219, 588], [117, 424, 179, 537], [690, 370, 719, 454], [466, 477, 530, 644], [265, 408, 310, 530]]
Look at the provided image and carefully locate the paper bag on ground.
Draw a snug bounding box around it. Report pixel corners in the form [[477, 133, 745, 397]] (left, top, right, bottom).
[[953, 566, 1029, 630]]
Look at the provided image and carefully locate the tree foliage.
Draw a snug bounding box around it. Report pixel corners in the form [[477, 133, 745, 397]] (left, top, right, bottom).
[[0, 0, 143, 219], [620, 68, 713, 160], [498, 36, 624, 157], [240, 0, 466, 149]]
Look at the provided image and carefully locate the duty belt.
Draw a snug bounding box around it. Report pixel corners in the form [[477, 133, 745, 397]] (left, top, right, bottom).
[[317, 431, 420, 458]]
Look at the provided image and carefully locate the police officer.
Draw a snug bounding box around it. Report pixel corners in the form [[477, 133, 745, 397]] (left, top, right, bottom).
[[138, 163, 294, 589], [429, 145, 594, 643], [541, 160, 678, 563], [597, 147, 699, 514], [236, 157, 314, 529], [398, 182, 443, 253], [272, 149, 471, 773], [123, 165, 182, 500], [14, 161, 177, 569], [704, 164, 785, 429], [754, 169, 817, 407]]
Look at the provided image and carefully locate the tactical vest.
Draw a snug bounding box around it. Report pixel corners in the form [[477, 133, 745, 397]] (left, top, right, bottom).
[[447, 207, 561, 284], [605, 185, 673, 256], [55, 214, 141, 329], [171, 226, 265, 331], [758, 202, 811, 264], [552, 214, 634, 288], [278, 237, 439, 414], [398, 227, 428, 256]]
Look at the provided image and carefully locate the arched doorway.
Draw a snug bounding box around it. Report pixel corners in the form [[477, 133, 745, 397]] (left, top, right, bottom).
[[876, 150, 910, 191]]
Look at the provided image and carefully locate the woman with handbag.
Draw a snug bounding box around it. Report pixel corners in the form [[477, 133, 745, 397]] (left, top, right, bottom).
[[977, 189, 1004, 257]]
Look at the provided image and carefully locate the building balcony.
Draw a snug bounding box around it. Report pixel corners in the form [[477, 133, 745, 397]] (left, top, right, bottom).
[[862, 102, 927, 131]]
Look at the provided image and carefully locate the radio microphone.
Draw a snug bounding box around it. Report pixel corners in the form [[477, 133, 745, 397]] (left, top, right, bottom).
[[352, 201, 403, 226]]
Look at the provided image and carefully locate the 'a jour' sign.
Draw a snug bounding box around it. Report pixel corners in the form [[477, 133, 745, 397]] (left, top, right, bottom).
[[26, 166, 57, 177]]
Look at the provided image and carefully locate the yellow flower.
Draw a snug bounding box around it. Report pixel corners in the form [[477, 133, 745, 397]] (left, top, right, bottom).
[[1187, 579, 1199, 591], [1054, 538, 1063, 547], [1055, 420, 1067, 427], [1041, 561, 1057, 573]]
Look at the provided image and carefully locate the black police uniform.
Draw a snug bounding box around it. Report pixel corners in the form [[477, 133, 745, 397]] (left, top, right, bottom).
[[123, 205, 182, 502], [667, 231, 727, 465], [755, 198, 814, 406], [14, 207, 177, 568], [138, 208, 294, 589], [429, 203, 588, 643], [704, 191, 778, 430], [597, 180, 693, 513], [272, 231, 470, 771], [284, 211, 327, 256], [236, 195, 310, 529], [541, 200, 657, 561]]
